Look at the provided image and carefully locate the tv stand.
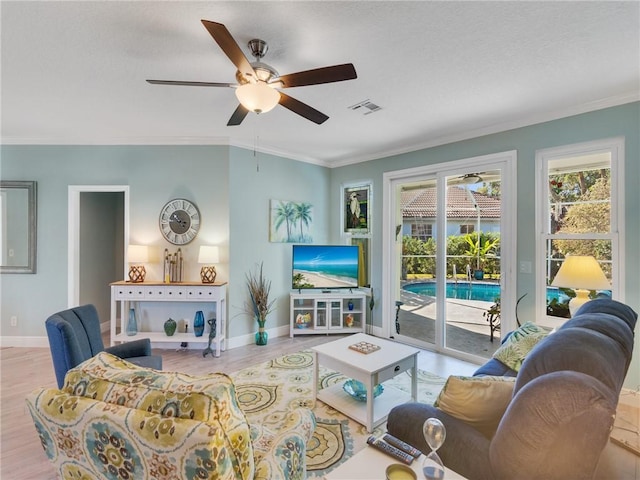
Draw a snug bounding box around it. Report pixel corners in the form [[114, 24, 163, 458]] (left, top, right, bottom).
[[290, 291, 366, 337]]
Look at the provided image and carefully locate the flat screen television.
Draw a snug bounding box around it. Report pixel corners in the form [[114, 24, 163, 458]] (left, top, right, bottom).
[[292, 245, 359, 290]]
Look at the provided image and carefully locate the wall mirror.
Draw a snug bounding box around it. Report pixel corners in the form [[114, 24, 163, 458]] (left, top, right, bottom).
[[1, 181, 37, 273]]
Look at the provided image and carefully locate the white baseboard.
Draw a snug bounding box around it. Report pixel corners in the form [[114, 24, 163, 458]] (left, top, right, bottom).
[[226, 324, 290, 350], [0, 324, 292, 350]]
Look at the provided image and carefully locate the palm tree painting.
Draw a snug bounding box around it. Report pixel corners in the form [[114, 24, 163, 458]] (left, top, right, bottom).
[[270, 199, 313, 243]]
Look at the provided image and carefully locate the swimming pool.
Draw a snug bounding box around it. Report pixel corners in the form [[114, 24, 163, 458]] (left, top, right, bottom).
[[403, 281, 569, 303]]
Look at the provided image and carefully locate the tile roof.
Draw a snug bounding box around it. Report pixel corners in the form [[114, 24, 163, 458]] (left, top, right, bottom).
[[401, 186, 501, 219]]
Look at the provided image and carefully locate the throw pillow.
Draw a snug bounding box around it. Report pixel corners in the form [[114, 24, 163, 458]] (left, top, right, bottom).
[[492, 321, 550, 371], [434, 375, 516, 437]]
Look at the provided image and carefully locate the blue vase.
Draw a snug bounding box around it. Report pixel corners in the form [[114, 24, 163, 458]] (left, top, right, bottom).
[[255, 329, 268, 346], [126, 308, 137, 336], [255, 319, 268, 345], [194, 310, 205, 337]]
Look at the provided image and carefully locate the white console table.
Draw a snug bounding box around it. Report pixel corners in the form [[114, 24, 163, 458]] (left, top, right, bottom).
[[110, 281, 227, 357]]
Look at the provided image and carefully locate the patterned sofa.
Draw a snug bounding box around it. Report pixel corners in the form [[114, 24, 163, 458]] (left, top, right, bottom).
[[26, 352, 316, 480]]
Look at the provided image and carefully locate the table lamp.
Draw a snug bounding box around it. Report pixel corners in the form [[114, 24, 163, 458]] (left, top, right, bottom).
[[127, 245, 148, 283], [198, 246, 220, 283], [551, 255, 610, 316]]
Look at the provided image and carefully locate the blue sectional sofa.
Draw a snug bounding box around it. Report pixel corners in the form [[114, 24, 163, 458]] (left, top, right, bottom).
[[387, 298, 637, 480]]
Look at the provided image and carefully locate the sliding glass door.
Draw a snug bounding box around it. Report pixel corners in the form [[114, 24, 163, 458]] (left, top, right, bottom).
[[383, 152, 516, 361]]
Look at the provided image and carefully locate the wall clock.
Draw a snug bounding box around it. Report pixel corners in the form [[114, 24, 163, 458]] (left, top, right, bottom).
[[159, 198, 201, 245]]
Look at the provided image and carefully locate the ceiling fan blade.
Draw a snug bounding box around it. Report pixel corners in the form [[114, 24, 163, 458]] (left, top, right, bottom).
[[146, 80, 237, 87], [227, 104, 249, 126], [276, 63, 357, 88], [201, 20, 256, 81], [279, 92, 329, 124]]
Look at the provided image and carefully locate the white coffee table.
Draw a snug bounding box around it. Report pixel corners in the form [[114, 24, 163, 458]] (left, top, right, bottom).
[[324, 445, 468, 479], [312, 333, 420, 433]]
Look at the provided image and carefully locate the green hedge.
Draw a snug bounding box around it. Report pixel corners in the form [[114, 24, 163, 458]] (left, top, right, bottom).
[[402, 232, 501, 280]]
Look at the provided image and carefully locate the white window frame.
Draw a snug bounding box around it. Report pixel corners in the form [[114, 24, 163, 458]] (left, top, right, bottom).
[[534, 137, 625, 324]]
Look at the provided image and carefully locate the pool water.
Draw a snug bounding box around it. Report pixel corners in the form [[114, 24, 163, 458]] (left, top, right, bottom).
[[403, 281, 568, 303]]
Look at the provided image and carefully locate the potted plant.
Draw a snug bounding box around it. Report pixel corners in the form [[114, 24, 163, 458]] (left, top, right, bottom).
[[245, 262, 276, 345], [464, 233, 499, 280]]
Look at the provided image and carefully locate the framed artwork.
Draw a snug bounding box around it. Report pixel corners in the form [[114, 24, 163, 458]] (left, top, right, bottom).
[[269, 199, 313, 243], [343, 184, 370, 233]]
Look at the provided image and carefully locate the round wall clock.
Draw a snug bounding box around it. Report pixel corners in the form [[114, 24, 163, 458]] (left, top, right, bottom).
[[159, 198, 201, 245]]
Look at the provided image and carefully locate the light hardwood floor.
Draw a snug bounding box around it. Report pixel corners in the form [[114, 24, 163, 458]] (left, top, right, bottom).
[[1, 335, 638, 479]]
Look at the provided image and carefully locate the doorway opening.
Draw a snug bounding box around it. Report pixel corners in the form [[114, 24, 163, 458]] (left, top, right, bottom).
[[68, 186, 129, 325]]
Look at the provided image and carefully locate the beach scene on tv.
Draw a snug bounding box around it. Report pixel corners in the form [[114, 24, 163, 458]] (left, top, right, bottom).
[[292, 245, 359, 289]]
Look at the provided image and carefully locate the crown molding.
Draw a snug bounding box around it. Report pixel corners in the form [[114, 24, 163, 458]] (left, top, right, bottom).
[[330, 92, 640, 168], [2, 93, 637, 169]]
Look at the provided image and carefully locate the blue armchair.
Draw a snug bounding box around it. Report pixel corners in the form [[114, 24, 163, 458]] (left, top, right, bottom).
[[45, 304, 162, 388]]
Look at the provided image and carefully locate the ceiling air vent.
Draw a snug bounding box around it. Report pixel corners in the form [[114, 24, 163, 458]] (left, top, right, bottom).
[[348, 99, 382, 115]]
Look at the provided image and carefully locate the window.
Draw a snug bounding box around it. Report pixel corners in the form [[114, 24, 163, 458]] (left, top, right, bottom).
[[411, 222, 433, 241], [535, 138, 624, 322], [459, 224, 475, 235]]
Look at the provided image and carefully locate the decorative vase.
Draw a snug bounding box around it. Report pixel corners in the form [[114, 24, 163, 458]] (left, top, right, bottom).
[[194, 310, 205, 337], [348, 300, 354, 311], [126, 308, 137, 336], [164, 318, 177, 336], [255, 320, 268, 346]]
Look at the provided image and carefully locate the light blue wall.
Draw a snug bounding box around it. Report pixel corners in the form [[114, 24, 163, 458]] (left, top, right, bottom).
[[0, 144, 329, 343], [331, 101, 639, 389], [1, 102, 638, 388], [227, 147, 331, 340], [0, 145, 230, 338]]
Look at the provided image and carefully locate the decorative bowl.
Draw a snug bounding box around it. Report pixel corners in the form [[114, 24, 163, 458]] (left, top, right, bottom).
[[342, 379, 383, 402]]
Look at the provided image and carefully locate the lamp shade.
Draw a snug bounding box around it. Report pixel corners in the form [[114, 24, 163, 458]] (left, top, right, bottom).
[[551, 255, 610, 317], [551, 255, 610, 290], [235, 82, 280, 113], [127, 245, 149, 263], [198, 246, 220, 264]]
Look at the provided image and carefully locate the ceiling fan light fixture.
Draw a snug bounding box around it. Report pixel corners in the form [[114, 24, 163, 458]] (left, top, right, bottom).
[[235, 81, 280, 114], [461, 174, 482, 184]]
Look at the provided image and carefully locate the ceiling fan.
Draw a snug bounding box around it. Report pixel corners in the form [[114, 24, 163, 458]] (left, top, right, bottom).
[[147, 20, 357, 126], [450, 172, 502, 185], [402, 172, 500, 191]]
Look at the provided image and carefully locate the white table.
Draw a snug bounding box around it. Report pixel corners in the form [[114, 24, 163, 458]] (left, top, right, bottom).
[[312, 333, 420, 433], [110, 281, 227, 357], [325, 445, 468, 479]]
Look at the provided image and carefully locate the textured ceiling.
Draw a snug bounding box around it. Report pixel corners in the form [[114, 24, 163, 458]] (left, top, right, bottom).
[[1, 1, 638, 166]]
